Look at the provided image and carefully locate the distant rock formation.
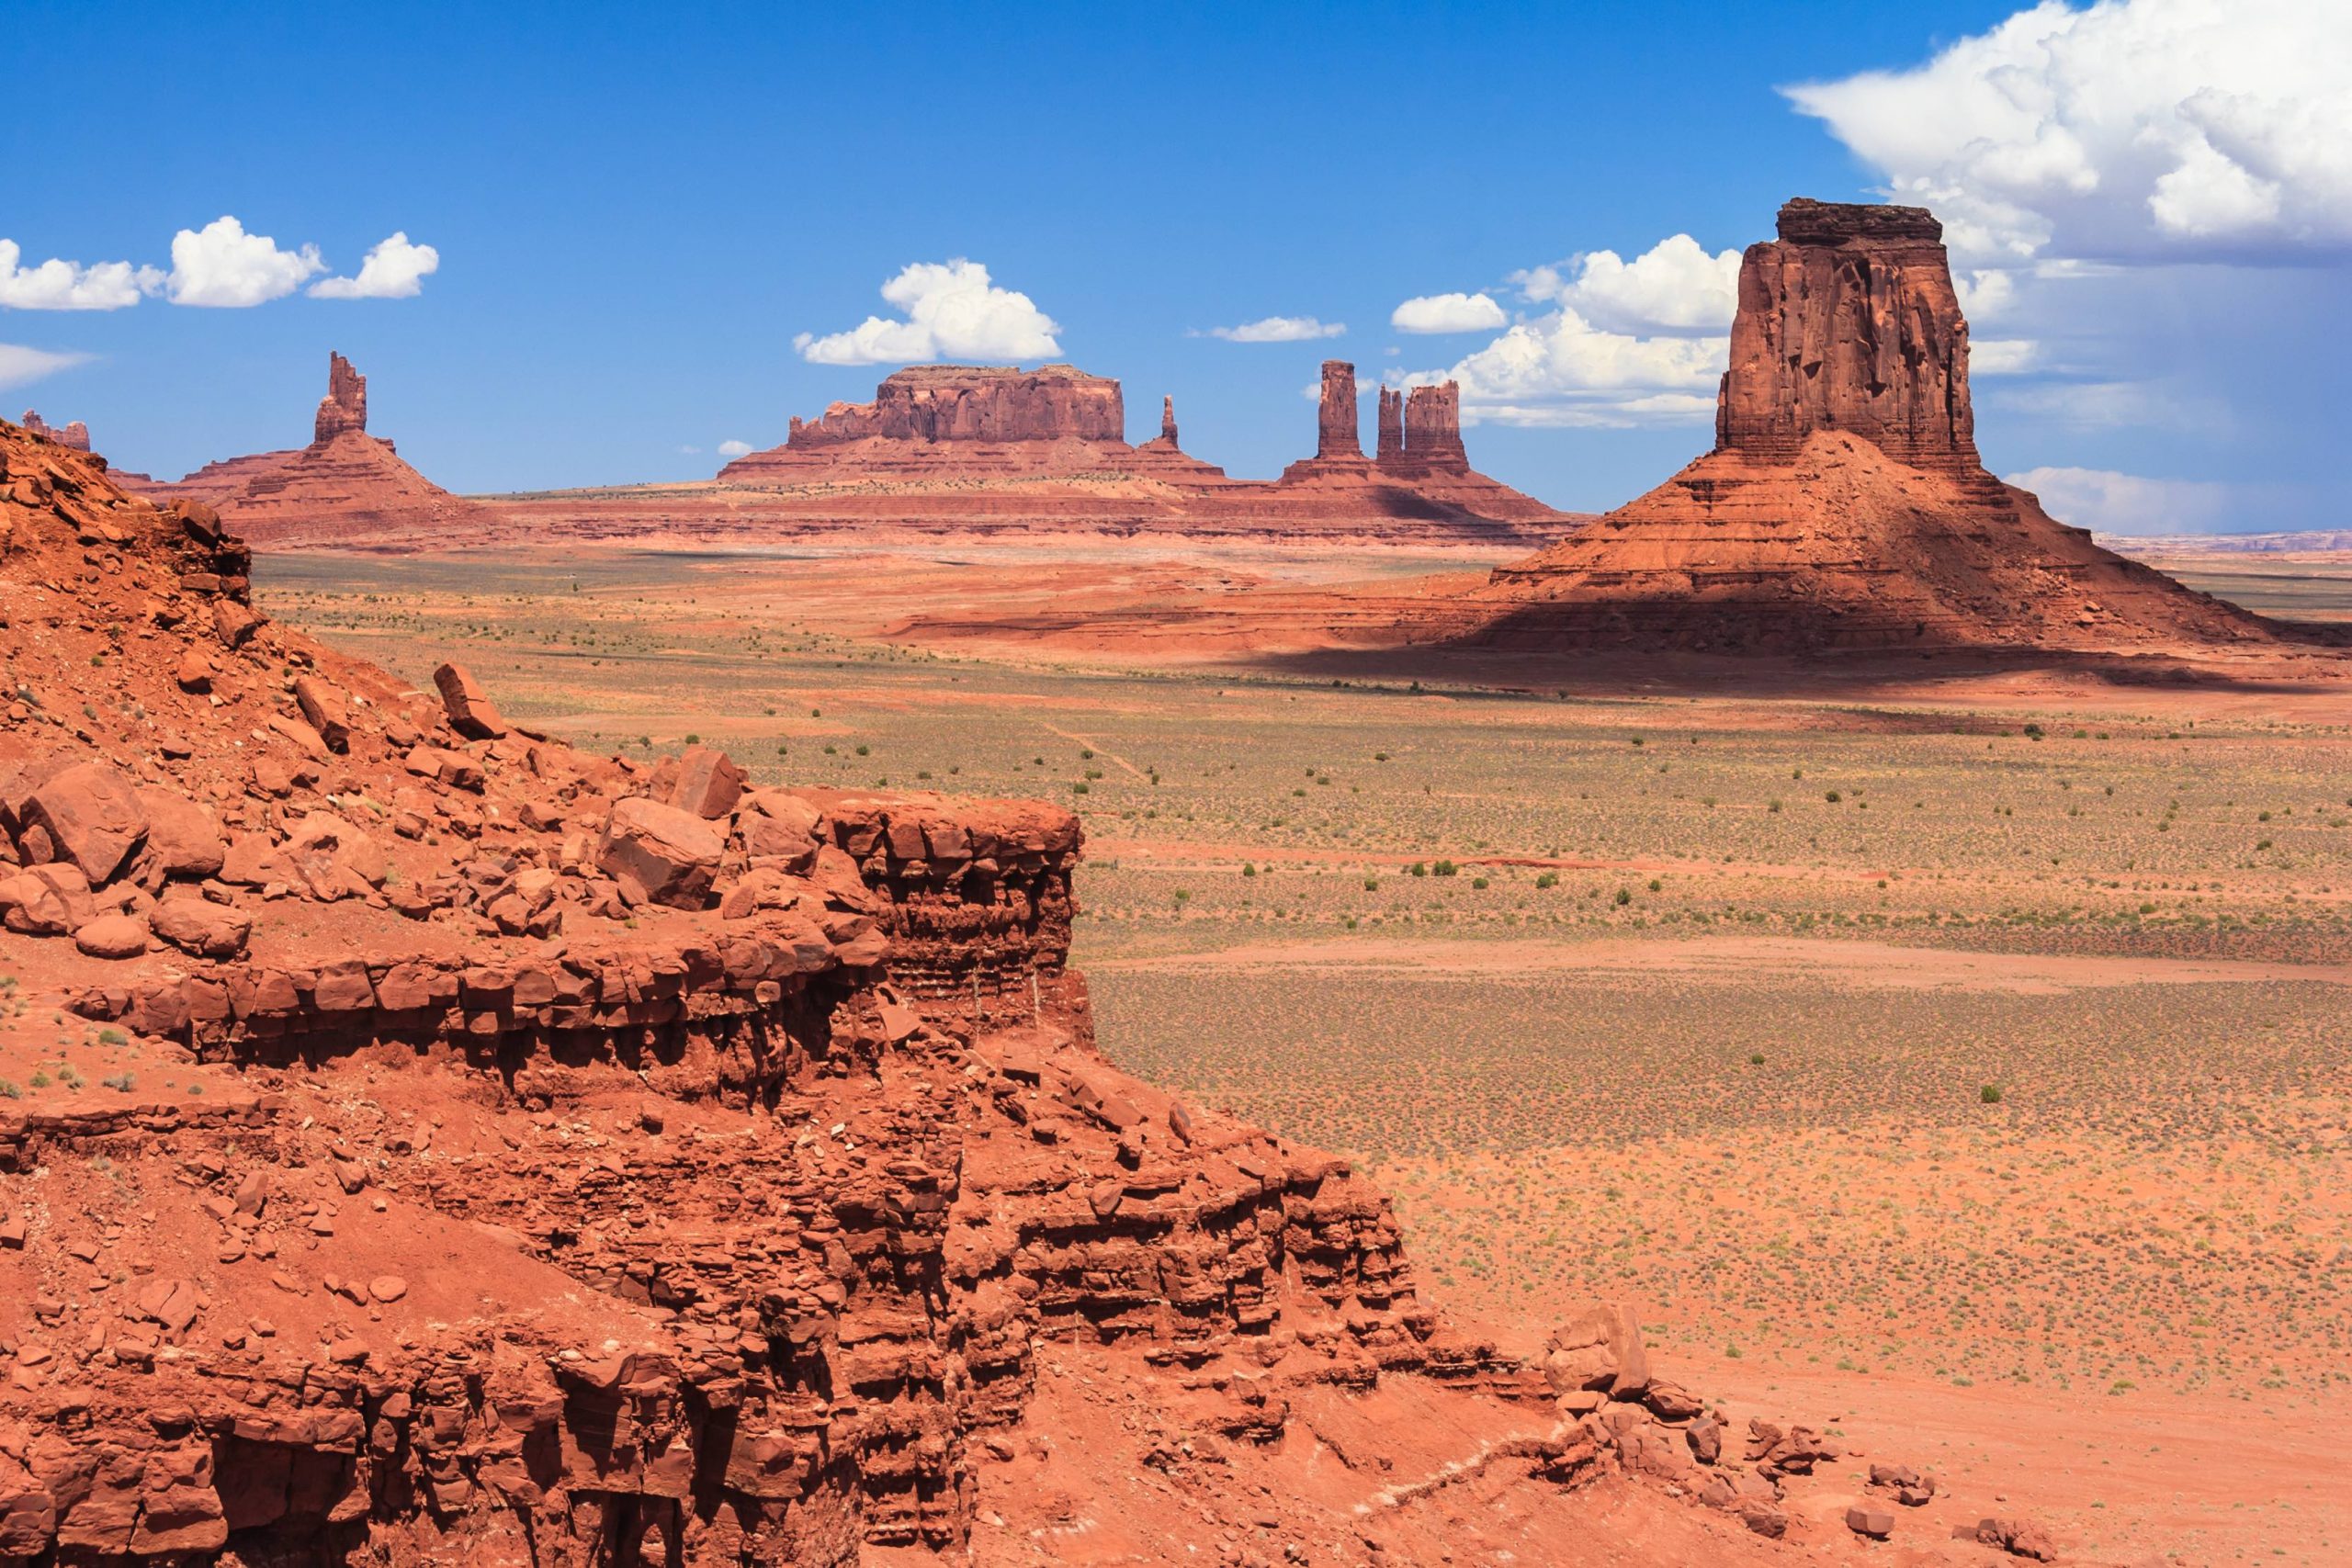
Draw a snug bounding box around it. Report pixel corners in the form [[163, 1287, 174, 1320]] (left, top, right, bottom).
[[1315, 359, 1362, 461], [20, 410, 90, 452], [1471, 197, 2284, 652], [313, 351, 368, 442], [690, 356, 1569, 541], [130, 351, 481, 547]]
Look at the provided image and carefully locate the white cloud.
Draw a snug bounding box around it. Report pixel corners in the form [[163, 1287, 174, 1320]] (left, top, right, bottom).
[[1970, 338, 2041, 375], [1785, 0, 2352, 262], [1206, 315, 1346, 343], [1390, 293, 1506, 334], [0, 241, 158, 310], [2009, 465, 2248, 535], [717, 439, 753, 457], [1400, 304, 1727, 428], [309, 231, 439, 299], [1515, 234, 1741, 334], [795, 258, 1060, 366], [164, 216, 324, 308], [0, 343, 91, 391]]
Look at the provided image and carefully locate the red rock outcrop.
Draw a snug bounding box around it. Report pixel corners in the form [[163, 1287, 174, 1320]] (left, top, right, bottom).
[[1401, 382, 1468, 472], [1314, 358, 1361, 462], [313, 351, 368, 444], [19, 410, 90, 452], [0, 414, 1870, 1563], [1375, 387, 1404, 461], [130, 353, 483, 547], [1714, 198, 1974, 472], [1159, 393, 1178, 445], [1465, 197, 2291, 653]]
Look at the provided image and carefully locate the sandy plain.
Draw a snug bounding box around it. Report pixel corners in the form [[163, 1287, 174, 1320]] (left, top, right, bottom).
[[247, 538, 2352, 1564]]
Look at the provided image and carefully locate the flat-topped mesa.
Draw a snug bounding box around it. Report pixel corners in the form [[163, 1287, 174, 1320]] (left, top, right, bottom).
[[789, 363, 1123, 448], [1375, 387, 1405, 461], [20, 410, 91, 452], [722, 364, 1147, 481], [313, 351, 368, 444], [1714, 197, 1978, 473], [1316, 359, 1363, 460]]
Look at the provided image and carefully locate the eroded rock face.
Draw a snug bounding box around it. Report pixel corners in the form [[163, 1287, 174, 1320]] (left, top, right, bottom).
[[20, 410, 91, 451], [1714, 197, 1975, 472], [1376, 387, 1404, 461], [1315, 359, 1361, 461], [313, 352, 368, 444], [1470, 197, 2290, 653]]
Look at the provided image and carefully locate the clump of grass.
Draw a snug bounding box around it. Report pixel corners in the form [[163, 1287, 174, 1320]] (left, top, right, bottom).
[[1980, 1084, 2004, 1104]]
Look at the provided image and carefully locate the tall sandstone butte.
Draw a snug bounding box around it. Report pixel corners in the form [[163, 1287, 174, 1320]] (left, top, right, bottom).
[[1475, 197, 2289, 652], [1713, 197, 1974, 471], [313, 349, 369, 442], [1314, 358, 1363, 461]]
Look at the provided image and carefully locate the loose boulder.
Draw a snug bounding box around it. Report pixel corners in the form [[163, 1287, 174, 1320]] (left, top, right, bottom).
[[434, 662, 508, 739], [597, 796, 725, 909], [24, 761, 149, 884]]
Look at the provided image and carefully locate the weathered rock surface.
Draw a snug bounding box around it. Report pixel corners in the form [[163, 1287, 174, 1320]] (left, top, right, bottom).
[[20, 409, 90, 452], [1471, 197, 2301, 653], [1716, 198, 1974, 472], [6, 411, 1880, 1563], [313, 351, 369, 443]]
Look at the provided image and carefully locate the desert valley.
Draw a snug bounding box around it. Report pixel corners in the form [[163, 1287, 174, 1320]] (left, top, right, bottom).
[[6, 29, 2350, 1565]]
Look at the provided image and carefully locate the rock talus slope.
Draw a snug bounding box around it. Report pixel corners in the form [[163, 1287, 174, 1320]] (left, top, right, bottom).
[[0, 415, 1885, 1562]]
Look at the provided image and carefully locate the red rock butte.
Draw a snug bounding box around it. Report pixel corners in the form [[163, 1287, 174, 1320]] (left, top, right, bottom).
[[124, 352, 484, 547], [0, 410, 1872, 1562], [1462, 197, 2293, 654]]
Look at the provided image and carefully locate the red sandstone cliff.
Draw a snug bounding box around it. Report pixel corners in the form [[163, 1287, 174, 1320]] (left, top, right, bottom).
[[0, 414, 1861, 1564], [1475, 198, 2284, 652]]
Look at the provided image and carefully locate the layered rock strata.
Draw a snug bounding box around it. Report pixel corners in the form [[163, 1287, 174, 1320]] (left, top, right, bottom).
[[1472, 197, 2288, 652], [0, 415, 1852, 1562]]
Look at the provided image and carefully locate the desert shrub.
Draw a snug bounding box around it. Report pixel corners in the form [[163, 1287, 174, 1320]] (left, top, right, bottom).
[[1471, 876, 1489, 890], [1614, 887, 1632, 906], [1535, 871, 1559, 889], [1432, 860, 1459, 877], [1980, 1084, 2004, 1104]]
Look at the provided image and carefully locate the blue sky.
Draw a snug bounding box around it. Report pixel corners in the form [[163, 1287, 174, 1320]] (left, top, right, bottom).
[[5, 0, 2345, 532]]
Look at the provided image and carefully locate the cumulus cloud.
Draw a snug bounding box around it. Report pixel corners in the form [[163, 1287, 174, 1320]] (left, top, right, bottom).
[[1969, 338, 2041, 375], [1398, 304, 1727, 428], [717, 439, 753, 457], [164, 216, 324, 308], [1516, 234, 1742, 334], [309, 231, 440, 299], [795, 259, 1060, 366], [0, 241, 159, 310], [1390, 293, 1506, 334], [1784, 0, 2352, 262], [2009, 466, 2252, 535], [1205, 315, 1346, 343], [0, 343, 92, 391]]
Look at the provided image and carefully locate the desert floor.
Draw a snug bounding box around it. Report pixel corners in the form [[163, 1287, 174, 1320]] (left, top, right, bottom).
[[254, 540, 2352, 1565]]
